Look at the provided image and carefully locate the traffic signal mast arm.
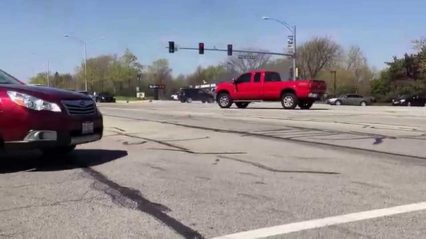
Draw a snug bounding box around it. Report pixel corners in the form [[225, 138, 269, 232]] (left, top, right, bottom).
[[170, 45, 293, 57]]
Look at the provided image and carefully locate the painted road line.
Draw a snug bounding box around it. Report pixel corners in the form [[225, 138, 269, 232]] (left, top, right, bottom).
[[212, 201, 426, 239]]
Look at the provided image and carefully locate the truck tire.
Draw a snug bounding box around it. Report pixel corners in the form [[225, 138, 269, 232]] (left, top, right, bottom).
[[299, 101, 313, 109], [217, 92, 233, 108], [281, 93, 298, 109], [235, 102, 250, 109]]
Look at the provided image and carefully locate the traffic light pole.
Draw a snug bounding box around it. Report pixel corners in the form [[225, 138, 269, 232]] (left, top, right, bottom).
[[292, 25, 297, 81]]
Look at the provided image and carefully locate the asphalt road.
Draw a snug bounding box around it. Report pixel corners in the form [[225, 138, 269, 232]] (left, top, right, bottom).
[[1, 101, 426, 239]]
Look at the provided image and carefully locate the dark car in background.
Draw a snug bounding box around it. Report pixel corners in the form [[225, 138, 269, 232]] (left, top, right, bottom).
[[392, 95, 426, 106], [95, 92, 116, 103], [327, 94, 373, 106], [179, 88, 215, 103]]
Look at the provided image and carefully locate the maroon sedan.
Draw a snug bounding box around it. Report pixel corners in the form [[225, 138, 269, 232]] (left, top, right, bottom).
[[0, 69, 103, 154]]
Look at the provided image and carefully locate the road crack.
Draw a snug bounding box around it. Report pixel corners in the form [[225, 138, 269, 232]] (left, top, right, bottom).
[[219, 155, 339, 175], [82, 167, 204, 239]]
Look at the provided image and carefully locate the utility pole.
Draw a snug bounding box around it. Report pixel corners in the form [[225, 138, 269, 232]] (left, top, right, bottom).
[[47, 60, 50, 87], [330, 70, 337, 96], [64, 34, 103, 91]]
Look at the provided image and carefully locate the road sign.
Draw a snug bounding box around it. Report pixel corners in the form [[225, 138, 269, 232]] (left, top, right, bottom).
[[238, 55, 257, 60], [149, 84, 165, 89]]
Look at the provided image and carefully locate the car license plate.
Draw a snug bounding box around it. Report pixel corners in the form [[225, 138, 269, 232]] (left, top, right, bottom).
[[82, 122, 94, 135]]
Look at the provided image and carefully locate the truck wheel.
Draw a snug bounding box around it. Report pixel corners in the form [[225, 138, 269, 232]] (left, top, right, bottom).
[[281, 93, 298, 109], [299, 101, 313, 109], [186, 98, 193, 103], [42, 145, 76, 156], [235, 102, 250, 109], [217, 92, 233, 108]]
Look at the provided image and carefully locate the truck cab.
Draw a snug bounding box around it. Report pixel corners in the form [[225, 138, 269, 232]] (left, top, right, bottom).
[[215, 70, 326, 109]]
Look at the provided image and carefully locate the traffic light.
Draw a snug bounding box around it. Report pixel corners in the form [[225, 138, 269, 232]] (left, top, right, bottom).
[[168, 41, 175, 53], [227, 44, 233, 56], [199, 42, 204, 54]]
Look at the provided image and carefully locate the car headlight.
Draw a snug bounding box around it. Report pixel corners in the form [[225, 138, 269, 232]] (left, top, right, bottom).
[[7, 91, 61, 112], [400, 99, 406, 103]]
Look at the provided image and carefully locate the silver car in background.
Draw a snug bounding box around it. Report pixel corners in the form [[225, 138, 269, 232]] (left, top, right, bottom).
[[327, 94, 374, 106]]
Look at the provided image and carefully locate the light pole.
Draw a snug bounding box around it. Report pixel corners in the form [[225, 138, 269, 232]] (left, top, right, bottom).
[[262, 16, 297, 81], [64, 35, 88, 91], [47, 60, 50, 87]]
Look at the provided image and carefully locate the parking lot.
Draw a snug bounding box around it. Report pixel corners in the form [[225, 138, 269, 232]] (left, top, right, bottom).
[[1, 102, 426, 239]]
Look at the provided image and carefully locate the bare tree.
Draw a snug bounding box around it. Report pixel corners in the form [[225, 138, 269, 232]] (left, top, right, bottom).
[[226, 49, 271, 73], [412, 37, 426, 52], [346, 46, 366, 71], [297, 37, 342, 79], [345, 46, 373, 93]]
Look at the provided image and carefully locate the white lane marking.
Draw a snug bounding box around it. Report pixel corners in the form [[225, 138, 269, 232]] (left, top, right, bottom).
[[212, 202, 426, 239]]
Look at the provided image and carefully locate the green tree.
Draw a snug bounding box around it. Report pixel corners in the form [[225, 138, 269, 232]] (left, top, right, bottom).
[[29, 72, 49, 85]]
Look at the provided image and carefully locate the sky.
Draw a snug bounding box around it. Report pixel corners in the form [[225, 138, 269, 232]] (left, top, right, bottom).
[[1, 0, 425, 81]]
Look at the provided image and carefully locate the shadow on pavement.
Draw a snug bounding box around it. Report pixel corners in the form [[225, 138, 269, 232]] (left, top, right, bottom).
[[0, 149, 128, 174], [237, 107, 329, 110]]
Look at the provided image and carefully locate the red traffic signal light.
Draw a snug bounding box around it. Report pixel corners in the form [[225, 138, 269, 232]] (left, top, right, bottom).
[[227, 44, 233, 56], [199, 42, 204, 54]]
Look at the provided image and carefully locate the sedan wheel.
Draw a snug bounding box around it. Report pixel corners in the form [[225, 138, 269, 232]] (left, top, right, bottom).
[[360, 101, 367, 106]]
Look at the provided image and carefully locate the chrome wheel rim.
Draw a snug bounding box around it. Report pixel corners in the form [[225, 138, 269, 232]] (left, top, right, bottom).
[[283, 96, 294, 108], [219, 95, 229, 106]]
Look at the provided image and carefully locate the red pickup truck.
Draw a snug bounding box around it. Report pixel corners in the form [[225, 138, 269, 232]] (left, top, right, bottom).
[[215, 70, 326, 109]]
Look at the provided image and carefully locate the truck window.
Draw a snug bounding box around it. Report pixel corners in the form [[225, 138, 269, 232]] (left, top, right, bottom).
[[235, 73, 251, 84], [254, 73, 261, 83], [264, 72, 281, 82]]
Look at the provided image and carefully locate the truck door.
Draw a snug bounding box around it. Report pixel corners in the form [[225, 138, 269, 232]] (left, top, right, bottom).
[[249, 72, 263, 100], [262, 72, 282, 100], [233, 73, 252, 100]]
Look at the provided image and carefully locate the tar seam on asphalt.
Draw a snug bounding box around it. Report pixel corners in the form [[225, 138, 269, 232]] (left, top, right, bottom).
[[104, 114, 426, 162], [114, 131, 246, 155], [81, 167, 204, 239], [218, 155, 339, 175]]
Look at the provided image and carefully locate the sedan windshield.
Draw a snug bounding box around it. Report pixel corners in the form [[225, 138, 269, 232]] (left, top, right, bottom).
[[0, 70, 23, 85]]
